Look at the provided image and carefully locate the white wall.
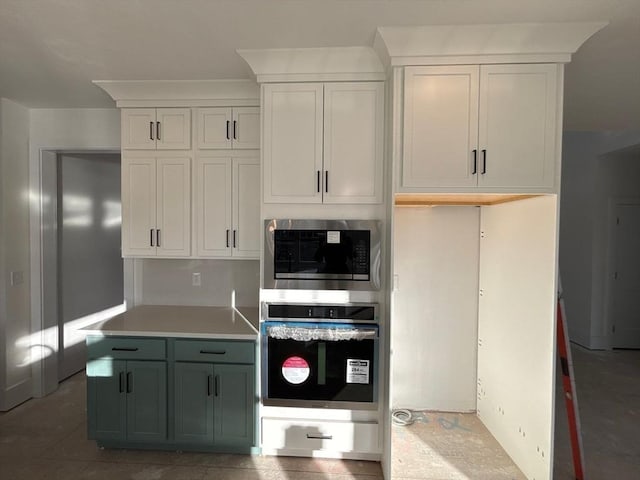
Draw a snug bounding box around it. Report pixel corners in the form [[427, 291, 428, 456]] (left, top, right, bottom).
[[391, 206, 479, 412], [560, 131, 640, 348], [0, 98, 31, 410], [139, 259, 259, 307], [29, 108, 120, 395]]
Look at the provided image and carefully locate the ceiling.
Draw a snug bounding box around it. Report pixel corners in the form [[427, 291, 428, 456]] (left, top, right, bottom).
[[1, 0, 639, 131]]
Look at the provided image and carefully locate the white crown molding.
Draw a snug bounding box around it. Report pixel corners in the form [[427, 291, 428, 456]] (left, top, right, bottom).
[[237, 46, 385, 83], [93, 80, 259, 107], [374, 22, 608, 67]]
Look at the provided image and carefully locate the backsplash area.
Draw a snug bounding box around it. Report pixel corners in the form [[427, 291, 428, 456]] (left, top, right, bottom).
[[140, 259, 259, 307]]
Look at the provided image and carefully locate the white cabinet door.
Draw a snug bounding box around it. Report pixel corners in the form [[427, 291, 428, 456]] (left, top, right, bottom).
[[402, 66, 479, 188], [232, 107, 260, 150], [156, 108, 191, 150], [122, 157, 156, 256], [263, 83, 323, 203], [232, 156, 260, 258], [197, 108, 233, 149], [323, 82, 384, 204], [121, 109, 156, 150], [196, 156, 232, 257], [155, 157, 191, 257], [122, 108, 191, 150], [478, 64, 557, 189]]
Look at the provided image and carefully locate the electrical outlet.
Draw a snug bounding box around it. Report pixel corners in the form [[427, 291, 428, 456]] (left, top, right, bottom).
[[192, 272, 201, 287]]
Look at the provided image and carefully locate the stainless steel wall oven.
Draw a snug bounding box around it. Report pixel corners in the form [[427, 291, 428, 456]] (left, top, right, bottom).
[[263, 219, 381, 291], [261, 303, 379, 410]]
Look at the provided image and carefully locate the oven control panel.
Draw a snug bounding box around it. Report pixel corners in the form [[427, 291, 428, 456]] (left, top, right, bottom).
[[263, 303, 378, 323]]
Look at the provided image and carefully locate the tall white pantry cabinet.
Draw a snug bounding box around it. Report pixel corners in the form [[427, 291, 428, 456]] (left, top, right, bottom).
[[118, 94, 261, 260], [376, 21, 607, 480]]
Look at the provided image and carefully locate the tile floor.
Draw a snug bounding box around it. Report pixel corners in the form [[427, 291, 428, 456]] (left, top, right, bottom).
[[1, 344, 638, 479]]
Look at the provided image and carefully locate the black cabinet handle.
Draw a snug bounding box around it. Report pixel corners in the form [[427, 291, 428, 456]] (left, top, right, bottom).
[[126, 372, 133, 393], [233, 120, 237, 140], [200, 350, 226, 355], [233, 230, 237, 248], [119, 372, 125, 393], [472, 149, 477, 175], [150, 229, 154, 247], [325, 171, 328, 193], [214, 375, 219, 397], [156, 121, 160, 140], [226, 120, 230, 140], [207, 375, 213, 396], [306, 433, 333, 440], [149, 122, 154, 140], [226, 229, 230, 248], [317, 171, 320, 193], [112, 347, 139, 352], [156, 229, 160, 247], [482, 149, 487, 174]]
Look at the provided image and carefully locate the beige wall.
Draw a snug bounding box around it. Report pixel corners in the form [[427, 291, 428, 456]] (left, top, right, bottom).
[[0, 98, 31, 410]]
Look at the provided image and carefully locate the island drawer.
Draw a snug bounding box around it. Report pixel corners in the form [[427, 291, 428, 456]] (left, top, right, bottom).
[[174, 339, 254, 363], [87, 336, 166, 360]]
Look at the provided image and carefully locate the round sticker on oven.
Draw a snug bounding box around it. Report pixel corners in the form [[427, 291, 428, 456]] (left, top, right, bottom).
[[281, 356, 310, 385]]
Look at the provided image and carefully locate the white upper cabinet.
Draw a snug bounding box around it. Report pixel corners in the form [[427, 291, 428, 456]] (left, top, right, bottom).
[[122, 108, 191, 150], [263, 82, 383, 204], [196, 154, 260, 259], [401, 64, 558, 191], [323, 83, 384, 204], [122, 155, 191, 257], [196, 107, 260, 150], [478, 64, 558, 189]]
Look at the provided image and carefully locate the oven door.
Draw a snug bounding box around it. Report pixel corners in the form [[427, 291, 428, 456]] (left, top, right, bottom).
[[261, 321, 378, 409]]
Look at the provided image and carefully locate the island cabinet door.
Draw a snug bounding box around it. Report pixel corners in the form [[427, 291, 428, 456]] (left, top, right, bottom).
[[213, 364, 255, 447], [87, 358, 127, 441], [174, 362, 215, 444], [125, 360, 167, 442]]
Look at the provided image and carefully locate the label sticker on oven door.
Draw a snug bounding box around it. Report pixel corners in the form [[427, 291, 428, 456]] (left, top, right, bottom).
[[346, 359, 370, 384], [282, 356, 310, 384]]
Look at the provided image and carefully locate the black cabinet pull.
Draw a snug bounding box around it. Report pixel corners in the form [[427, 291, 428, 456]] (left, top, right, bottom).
[[149, 122, 154, 140], [482, 149, 487, 174], [156, 229, 160, 247], [306, 433, 333, 440], [150, 229, 154, 247], [207, 375, 213, 396], [156, 121, 160, 140], [226, 229, 230, 248], [126, 372, 133, 393], [226, 120, 230, 140], [325, 171, 328, 193], [472, 149, 477, 175], [119, 372, 125, 393], [233, 230, 237, 248], [214, 375, 219, 397], [112, 347, 139, 352], [200, 350, 226, 355], [317, 171, 320, 193], [233, 120, 237, 140]]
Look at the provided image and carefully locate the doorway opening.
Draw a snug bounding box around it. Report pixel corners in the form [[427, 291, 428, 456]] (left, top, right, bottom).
[[41, 151, 124, 383]]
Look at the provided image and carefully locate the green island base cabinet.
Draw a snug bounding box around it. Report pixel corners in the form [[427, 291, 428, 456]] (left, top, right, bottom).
[[86, 336, 257, 453]]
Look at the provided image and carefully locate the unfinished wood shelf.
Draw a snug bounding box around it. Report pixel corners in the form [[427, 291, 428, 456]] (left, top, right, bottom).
[[394, 193, 542, 207]]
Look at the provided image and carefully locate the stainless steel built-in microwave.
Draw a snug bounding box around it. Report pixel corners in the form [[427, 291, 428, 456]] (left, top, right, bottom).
[[263, 219, 381, 291]]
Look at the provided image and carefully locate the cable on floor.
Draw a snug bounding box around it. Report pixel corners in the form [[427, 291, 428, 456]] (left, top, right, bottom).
[[391, 409, 415, 426]]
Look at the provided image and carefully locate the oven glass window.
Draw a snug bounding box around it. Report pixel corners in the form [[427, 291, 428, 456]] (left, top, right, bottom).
[[266, 335, 375, 403], [273, 229, 370, 279]]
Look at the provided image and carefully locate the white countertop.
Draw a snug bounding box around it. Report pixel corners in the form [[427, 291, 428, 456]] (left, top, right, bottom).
[[82, 305, 259, 340]]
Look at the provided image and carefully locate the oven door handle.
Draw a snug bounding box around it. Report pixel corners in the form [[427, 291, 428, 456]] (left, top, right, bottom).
[[264, 324, 378, 341]]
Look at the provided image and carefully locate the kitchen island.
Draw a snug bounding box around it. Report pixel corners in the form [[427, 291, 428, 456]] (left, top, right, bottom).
[[83, 305, 259, 453]]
